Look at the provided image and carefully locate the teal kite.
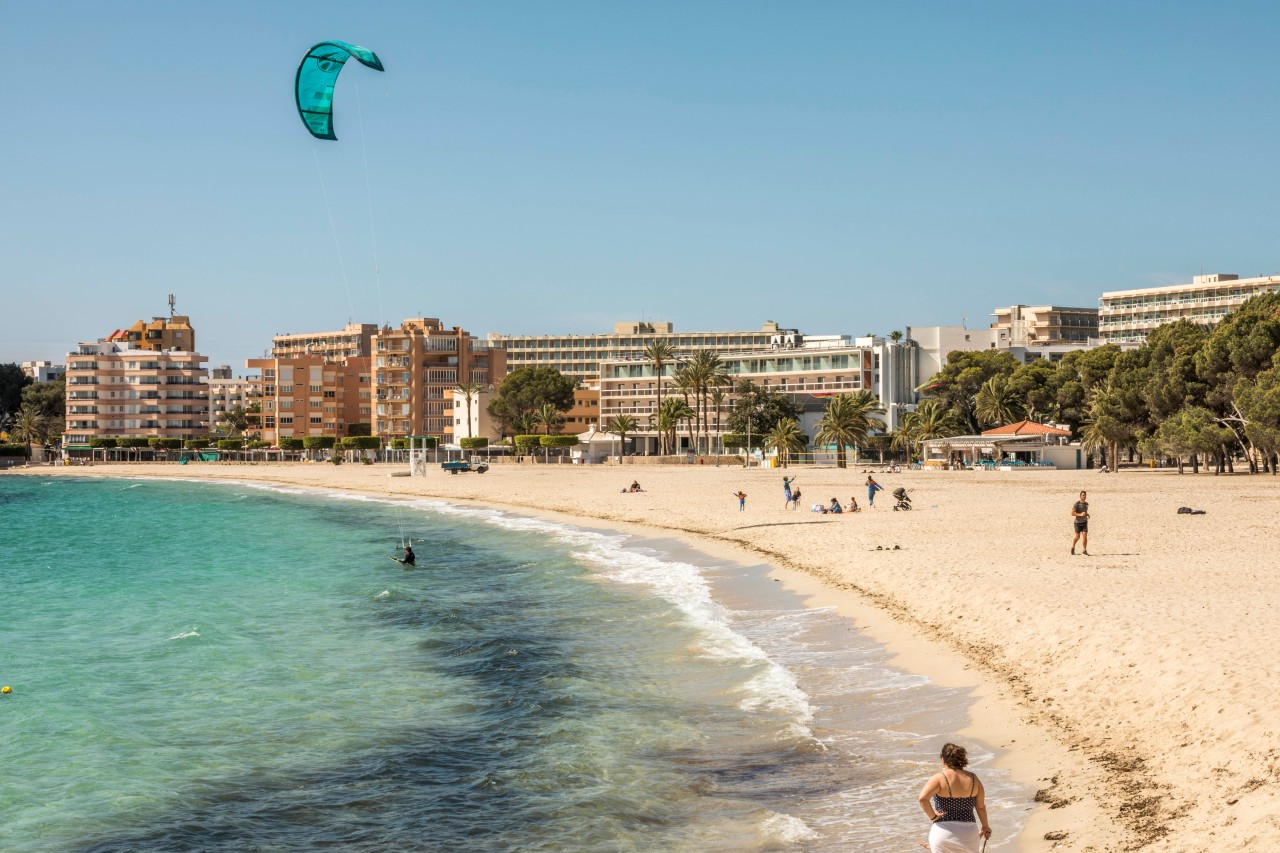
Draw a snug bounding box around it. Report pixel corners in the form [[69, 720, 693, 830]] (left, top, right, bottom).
[[295, 41, 385, 141]]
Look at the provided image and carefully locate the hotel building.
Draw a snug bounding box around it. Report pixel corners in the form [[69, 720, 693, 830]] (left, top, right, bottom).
[[63, 315, 208, 444], [598, 336, 916, 453], [1098, 273, 1280, 343], [21, 361, 65, 383], [372, 318, 505, 441], [246, 355, 371, 443], [487, 321, 798, 384], [990, 305, 1098, 347], [207, 368, 261, 434], [270, 323, 377, 361]]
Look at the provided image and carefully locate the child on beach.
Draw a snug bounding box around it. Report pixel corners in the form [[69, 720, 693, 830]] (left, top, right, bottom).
[[733, 491, 747, 511], [783, 476, 796, 510], [866, 476, 884, 507], [848, 496, 860, 512]]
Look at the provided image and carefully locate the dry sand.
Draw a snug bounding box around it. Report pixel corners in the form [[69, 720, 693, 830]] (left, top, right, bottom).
[[13, 461, 1280, 851]]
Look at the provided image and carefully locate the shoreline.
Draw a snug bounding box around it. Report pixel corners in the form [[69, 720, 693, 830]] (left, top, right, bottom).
[[15, 462, 1278, 850]]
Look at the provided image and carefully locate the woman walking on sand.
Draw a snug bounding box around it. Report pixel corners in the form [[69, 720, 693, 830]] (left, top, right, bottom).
[[917, 743, 992, 852], [866, 475, 883, 508]]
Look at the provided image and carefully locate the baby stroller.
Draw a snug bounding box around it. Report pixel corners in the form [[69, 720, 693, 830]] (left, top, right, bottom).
[[891, 487, 912, 511]]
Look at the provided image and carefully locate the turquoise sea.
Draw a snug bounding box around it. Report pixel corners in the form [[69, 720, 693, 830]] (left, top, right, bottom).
[[0, 476, 1027, 851]]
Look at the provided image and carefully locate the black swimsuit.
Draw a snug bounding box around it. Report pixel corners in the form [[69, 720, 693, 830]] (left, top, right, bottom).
[[932, 772, 977, 823]]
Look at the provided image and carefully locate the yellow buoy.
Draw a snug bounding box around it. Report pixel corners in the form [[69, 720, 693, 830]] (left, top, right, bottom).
[[1, 685, 11, 694]]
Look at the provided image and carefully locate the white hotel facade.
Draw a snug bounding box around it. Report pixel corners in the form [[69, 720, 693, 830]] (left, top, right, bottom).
[[1098, 273, 1280, 344]]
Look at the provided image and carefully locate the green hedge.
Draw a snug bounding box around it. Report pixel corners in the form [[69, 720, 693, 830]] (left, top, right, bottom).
[[246, 440, 271, 449], [216, 439, 243, 450], [721, 433, 763, 449], [89, 437, 118, 448], [389, 438, 409, 450], [539, 435, 578, 448], [341, 436, 381, 450], [278, 438, 304, 451], [149, 438, 184, 449], [184, 438, 210, 449], [0, 444, 26, 457], [118, 437, 151, 449], [514, 434, 541, 452], [459, 437, 489, 450], [302, 436, 335, 450]]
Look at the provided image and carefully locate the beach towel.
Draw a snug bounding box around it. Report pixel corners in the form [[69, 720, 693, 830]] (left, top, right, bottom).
[[929, 820, 981, 852]]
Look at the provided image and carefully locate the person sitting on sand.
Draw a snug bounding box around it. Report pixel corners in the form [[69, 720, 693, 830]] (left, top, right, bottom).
[[630, 480, 643, 493], [917, 742, 991, 852], [848, 496, 860, 513], [828, 498, 843, 514]]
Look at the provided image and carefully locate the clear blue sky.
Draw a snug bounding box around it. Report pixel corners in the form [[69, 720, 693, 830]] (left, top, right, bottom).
[[4, 1, 1280, 370]]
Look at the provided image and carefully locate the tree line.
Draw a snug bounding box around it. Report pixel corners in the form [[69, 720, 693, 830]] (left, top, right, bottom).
[[910, 292, 1280, 473]]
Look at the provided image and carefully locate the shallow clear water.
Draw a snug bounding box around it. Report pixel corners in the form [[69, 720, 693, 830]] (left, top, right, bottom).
[[0, 477, 1027, 851]]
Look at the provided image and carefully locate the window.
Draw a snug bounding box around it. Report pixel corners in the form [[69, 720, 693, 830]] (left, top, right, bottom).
[[310, 416, 322, 425], [279, 416, 293, 425]]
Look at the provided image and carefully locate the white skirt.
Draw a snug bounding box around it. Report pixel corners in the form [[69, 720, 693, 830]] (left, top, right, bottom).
[[929, 820, 981, 853]]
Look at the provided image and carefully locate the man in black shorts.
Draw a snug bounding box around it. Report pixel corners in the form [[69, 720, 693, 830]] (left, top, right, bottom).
[[1071, 491, 1089, 556]]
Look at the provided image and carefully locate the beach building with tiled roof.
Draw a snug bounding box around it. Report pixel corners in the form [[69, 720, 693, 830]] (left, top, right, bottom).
[[981, 420, 1072, 437]]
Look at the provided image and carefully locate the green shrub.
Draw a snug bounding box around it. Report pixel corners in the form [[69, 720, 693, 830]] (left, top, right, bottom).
[[150, 438, 183, 449], [341, 436, 381, 450], [539, 435, 578, 448], [514, 434, 541, 453], [721, 433, 763, 449], [89, 437, 118, 449], [216, 439, 243, 451], [184, 438, 210, 449], [302, 436, 336, 450], [279, 438, 305, 451], [246, 440, 271, 449], [0, 444, 27, 457], [459, 437, 489, 450], [389, 438, 409, 450], [329, 452, 343, 465]]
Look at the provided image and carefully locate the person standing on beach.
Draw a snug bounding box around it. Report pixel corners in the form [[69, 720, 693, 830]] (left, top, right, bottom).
[[866, 476, 883, 508], [733, 491, 747, 511], [1071, 491, 1089, 556], [917, 742, 991, 852], [783, 476, 796, 510]]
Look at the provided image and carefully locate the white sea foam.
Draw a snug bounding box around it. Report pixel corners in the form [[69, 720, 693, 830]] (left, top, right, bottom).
[[759, 811, 819, 843], [167, 630, 199, 640], [375, 590, 391, 599]]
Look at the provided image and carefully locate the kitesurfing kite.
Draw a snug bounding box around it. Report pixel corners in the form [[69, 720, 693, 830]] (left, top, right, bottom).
[[295, 40, 385, 140]]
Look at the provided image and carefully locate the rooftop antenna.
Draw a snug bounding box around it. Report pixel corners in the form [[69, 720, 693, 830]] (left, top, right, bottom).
[[168, 293, 176, 319]]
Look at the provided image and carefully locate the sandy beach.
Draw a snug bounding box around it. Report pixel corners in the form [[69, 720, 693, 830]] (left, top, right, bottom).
[[12, 461, 1279, 852]]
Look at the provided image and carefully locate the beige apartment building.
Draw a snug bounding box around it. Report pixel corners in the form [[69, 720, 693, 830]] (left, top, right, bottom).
[[990, 304, 1098, 347], [271, 322, 376, 361], [1098, 273, 1280, 343], [63, 315, 208, 445], [247, 355, 371, 443], [488, 321, 797, 384], [373, 319, 505, 441]]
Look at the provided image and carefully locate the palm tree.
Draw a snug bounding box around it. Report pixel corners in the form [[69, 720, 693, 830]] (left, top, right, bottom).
[[11, 405, 45, 460], [642, 339, 678, 454], [453, 380, 484, 439], [685, 349, 730, 454], [912, 399, 965, 440], [814, 391, 886, 468], [709, 387, 728, 453], [651, 396, 694, 457], [536, 402, 564, 436], [973, 376, 1024, 429], [512, 412, 539, 436], [605, 414, 637, 464], [764, 417, 806, 468], [889, 330, 904, 343]]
